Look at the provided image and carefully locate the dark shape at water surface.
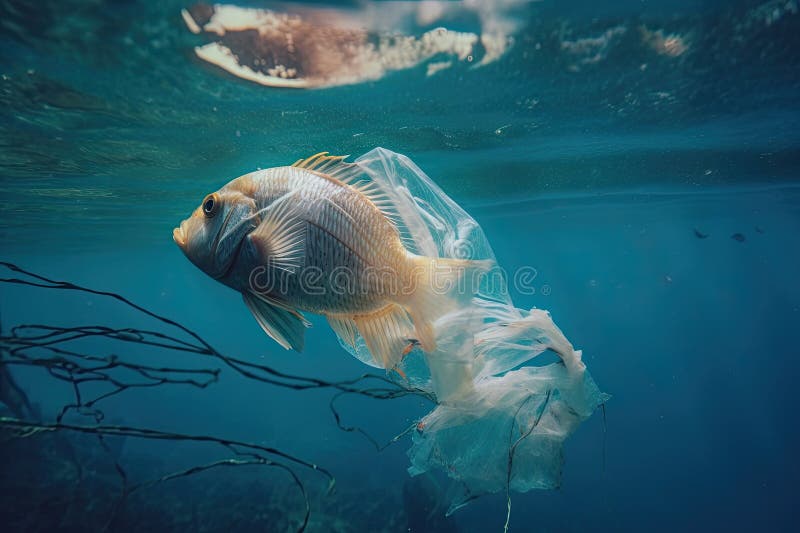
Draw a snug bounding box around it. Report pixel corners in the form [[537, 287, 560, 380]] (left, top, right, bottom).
[[732, 232, 746, 242], [755, 226, 765, 234], [694, 228, 709, 239], [181, 3, 490, 88]]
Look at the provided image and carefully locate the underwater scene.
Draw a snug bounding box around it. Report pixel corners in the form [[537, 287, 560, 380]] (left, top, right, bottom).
[[1, 0, 799, 531]]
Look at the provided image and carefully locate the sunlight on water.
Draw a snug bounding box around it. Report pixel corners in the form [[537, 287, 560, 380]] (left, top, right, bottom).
[[1, 0, 799, 249]]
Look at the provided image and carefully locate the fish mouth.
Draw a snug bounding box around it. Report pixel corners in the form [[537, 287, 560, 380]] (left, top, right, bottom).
[[172, 223, 187, 249]]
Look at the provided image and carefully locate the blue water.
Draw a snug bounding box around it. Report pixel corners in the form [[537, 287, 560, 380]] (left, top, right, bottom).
[[1, 1, 799, 531]]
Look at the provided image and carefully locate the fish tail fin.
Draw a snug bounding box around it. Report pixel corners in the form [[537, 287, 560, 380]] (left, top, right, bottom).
[[403, 254, 492, 352]]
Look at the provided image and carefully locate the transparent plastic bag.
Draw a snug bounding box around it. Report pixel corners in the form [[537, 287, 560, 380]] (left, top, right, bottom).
[[333, 148, 607, 510]]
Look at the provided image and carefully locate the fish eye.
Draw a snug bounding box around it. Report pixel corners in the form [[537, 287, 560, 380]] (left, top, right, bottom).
[[202, 193, 219, 218]]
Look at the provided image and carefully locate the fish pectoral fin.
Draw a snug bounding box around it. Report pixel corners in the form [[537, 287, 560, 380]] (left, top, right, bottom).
[[250, 193, 306, 273], [243, 291, 309, 352], [352, 304, 415, 371], [251, 290, 312, 325]]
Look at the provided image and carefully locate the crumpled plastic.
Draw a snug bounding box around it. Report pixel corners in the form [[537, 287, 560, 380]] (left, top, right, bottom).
[[334, 148, 608, 512]]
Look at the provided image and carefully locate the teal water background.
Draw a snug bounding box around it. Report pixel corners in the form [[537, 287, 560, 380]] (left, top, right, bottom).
[[1, 1, 799, 531]]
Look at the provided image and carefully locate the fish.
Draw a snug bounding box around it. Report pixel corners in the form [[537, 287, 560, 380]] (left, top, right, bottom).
[[173, 152, 487, 370]]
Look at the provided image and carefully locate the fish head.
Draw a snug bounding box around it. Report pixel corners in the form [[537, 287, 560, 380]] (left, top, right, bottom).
[[173, 182, 259, 279]]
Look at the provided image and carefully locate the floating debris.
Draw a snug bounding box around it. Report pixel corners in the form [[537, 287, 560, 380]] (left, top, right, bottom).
[[426, 60, 453, 77], [640, 26, 689, 57], [561, 25, 627, 67], [180, 4, 495, 89]]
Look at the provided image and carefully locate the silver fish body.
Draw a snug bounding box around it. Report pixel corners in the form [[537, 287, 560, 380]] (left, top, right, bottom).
[[220, 165, 411, 314], [174, 153, 486, 369]]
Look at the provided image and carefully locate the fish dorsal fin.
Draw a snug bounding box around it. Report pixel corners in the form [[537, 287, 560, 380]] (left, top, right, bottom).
[[292, 152, 361, 183], [292, 152, 403, 229], [243, 291, 310, 352]]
